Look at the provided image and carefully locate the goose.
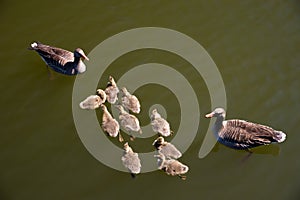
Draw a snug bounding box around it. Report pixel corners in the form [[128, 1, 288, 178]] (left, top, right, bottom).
[[154, 153, 188, 180], [29, 41, 89, 75], [116, 105, 142, 139], [79, 89, 106, 110], [205, 107, 286, 151], [100, 104, 123, 142], [151, 109, 172, 137], [105, 76, 119, 104], [152, 136, 182, 159], [121, 142, 141, 178], [120, 87, 141, 114]]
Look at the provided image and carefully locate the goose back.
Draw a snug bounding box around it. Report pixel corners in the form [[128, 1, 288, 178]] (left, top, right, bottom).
[[218, 119, 286, 149]]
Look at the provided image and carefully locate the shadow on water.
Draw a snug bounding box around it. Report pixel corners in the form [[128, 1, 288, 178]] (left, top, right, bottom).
[[212, 143, 280, 156]]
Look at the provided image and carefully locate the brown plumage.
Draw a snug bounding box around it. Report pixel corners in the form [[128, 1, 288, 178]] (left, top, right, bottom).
[[100, 104, 123, 142], [155, 153, 188, 180], [79, 89, 106, 110], [120, 87, 141, 114], [105, 76, 119, 104], [205, 108, 286, 150]]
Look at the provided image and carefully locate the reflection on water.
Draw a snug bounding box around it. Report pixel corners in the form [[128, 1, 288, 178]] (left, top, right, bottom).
[[1, 1, 300, 200]]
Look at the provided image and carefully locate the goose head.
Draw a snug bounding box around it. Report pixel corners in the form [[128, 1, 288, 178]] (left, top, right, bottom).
[[100, 104, 107, 111], [205, 107, 226, 118], [74, 48, 89, 60], [151, 109, 161, 120], [120, 87, 129, 95], [152, 136, 165, 146], [108, 76, 117, 87], [123, 142, 133, 153], [96, 89, 107, 103]]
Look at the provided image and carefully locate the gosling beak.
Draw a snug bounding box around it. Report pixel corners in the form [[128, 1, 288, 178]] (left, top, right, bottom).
[[205, 112, 214, 118], [152, 139, 158, 146]]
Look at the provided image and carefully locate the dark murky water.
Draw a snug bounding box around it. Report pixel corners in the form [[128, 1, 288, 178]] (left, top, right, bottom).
[[1, 1, 299, 200]]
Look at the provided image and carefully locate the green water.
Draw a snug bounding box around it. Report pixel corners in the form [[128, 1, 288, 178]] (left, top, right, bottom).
[[1, 1, 299, 200]]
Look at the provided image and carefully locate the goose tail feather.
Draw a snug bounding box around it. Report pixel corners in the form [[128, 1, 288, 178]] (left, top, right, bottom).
[[28, 41, 41, 50], [274, 130, 286, 143]]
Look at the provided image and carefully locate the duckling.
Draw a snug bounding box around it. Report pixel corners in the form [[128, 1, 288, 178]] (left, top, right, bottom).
[[79, 89, 106, 110], [152, 136, 182, 159], [151, 109, 173, 137], [116, 105, 142, 140], [120, 87, 141, 114], [100, 104, 123, 142], [155, 153, 189, 180], [121, 142, 141, 178], [105, 76, 119, 104]]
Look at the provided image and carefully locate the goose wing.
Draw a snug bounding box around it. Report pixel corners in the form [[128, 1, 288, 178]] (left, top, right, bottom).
[[220, 120, 278, 148], [32, 42, 74, 66], [159, 143, 182, 159]]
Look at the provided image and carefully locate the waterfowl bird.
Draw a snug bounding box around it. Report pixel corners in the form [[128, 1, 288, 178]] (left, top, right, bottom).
[[105, 76, 119, 104], [121, 142, 141, 178], [121, 87, 141, 114], [79, 89, 106, 110], [205, 108, 286, 151], [151, 109, 172, 137], [116, 105, 142, 140], [155, 153, 189, 180], [29, 41, 89, 75], [152, 136, 182, 159], [100, 104, 123, 142]]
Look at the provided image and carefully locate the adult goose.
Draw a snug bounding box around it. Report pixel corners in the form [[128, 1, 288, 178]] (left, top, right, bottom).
[[205, 108, 286, 151], [29, 41, 89, 75]]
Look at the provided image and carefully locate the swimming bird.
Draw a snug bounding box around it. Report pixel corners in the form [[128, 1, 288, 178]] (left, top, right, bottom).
[[120, 87, 141, 114], [155, 153, 188, 180], [29, 41, 89, 75], [79, 89, 106, 110], [152, 136, 182, 159], [100, 104, 123, 142], [121, 142, 141, 178], [116, 105, 142, 139], [151, 109, 172, 137], [205, 107, 286, 151], [105, 76, 119, 104]]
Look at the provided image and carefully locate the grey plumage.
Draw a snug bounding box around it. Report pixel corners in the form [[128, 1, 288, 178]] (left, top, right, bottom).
[[153, 137, 182, 159], [29, 41, 88, 75], [105, 76, 119, 104], [121, 142, 141, 177], [79, 89, 106, 110], [151, 109, 172, 137], [100, 104, 123, 142], [120, 87, 141, 114], [155, 153, 188, 179], [205, 107, 287, 150], [116, 105, 142, 134]]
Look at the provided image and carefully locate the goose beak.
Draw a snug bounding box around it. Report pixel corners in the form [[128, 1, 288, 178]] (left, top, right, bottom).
[[152, 139, 158, 146], [81, 52, 89, 61], [205, 112, 214, 118], [83, 54, 89, 61]]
